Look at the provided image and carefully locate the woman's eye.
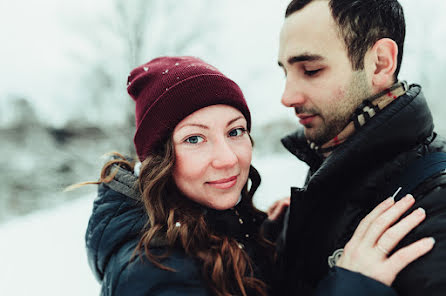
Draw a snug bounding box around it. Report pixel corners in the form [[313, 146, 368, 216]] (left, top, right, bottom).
[[304, 69, 321, 76], [229, 128, 246, 137], [185, 135, 204, 144]]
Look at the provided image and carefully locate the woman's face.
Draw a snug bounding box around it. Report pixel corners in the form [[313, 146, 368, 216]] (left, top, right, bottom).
[[172, 104, 252, 210]]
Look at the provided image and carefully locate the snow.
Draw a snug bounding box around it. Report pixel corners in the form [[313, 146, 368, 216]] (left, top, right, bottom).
[[252, 153, 309, 210], [0, 154, 308, 296], [0, 196, 100, 295]]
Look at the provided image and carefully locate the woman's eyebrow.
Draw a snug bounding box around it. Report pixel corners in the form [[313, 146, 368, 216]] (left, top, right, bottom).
[[227, 116, 244, 127], [176, 123, 209, 130], [176, 116, 245, 131]]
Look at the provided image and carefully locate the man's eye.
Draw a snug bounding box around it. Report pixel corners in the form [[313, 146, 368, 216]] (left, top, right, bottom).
[[229, 128, 247, 137], [304, 69, 321, 76], [185, 135, 204, 144]]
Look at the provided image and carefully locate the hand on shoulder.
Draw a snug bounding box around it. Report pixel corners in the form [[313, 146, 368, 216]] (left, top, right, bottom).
[[337, 194, 435, 286]]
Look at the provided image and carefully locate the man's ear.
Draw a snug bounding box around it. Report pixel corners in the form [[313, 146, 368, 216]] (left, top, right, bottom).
[[367, 38, 398, 90]]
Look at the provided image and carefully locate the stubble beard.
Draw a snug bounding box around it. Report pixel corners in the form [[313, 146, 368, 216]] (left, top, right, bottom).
[[306, 70, 371, 145]]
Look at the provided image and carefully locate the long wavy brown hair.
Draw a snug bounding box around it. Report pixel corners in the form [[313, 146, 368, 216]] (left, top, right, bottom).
[[83, 136, 274, 296]]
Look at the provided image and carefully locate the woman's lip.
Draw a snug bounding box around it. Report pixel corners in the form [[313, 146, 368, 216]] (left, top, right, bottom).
[[207, 175, 238, 184], [207, 176, 238, 189]]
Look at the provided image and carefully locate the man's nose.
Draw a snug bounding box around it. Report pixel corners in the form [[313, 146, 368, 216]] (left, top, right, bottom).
[[211, 139, 238, 169], [281, 77, 306, 107]]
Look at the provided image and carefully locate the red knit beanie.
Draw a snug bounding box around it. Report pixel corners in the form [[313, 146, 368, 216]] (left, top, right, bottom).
[[127, 56, 251, 161]]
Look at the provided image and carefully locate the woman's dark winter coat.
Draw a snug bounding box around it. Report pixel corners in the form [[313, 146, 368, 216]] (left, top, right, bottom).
[[277, 84, 446, 295], [85, 165, 274, 295], [85, 163, 398, 296], [87, 183, 210, 295]]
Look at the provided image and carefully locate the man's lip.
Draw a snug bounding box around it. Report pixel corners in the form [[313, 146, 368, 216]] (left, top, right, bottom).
[[207, 175, 238, 184], [296, 113, 316, 119], [298, 114, 317, 125]]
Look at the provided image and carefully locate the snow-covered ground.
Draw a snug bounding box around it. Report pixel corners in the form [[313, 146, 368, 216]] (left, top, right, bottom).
[[0, 154, 308, 296], [0, 196, 100, 295]]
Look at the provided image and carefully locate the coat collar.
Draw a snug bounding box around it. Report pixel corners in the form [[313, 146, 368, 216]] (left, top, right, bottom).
[[89, 164, 264, 259], [281, 84, 434, 196]]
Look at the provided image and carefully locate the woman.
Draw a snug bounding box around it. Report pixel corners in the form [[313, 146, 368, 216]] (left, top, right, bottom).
[[84, 56, 434, 296]]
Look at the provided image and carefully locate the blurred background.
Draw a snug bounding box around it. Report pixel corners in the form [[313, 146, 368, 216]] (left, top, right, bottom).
[[0, 0, 445, 295]]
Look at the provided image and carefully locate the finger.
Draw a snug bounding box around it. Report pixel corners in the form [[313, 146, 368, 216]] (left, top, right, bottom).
[[277, 200, 290, 212], [269, 204, 282, 220], [267, 200, 280, 216], [269, 200, 290, 221], [377, 207, 426, 253], [280, 198, 290, 208], [347, 196, 395, 246], [267, 197, 290, 217], [387, 237, 435, 276], [281, 197, 291, 206], [362, 194, 415, 246]]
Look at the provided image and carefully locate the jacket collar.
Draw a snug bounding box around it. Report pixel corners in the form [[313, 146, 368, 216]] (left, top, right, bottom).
[[87, 164, 263, 280], [105, 165, 262, 237], [281, 84, 433, 195]]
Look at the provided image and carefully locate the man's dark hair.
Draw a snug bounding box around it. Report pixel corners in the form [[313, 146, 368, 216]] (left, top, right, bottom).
[[285, 0, 406, 78]]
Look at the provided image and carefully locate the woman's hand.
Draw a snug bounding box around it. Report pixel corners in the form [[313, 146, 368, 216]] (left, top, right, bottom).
[[267, 197, 290, 221], [336, 194, 435, 286]]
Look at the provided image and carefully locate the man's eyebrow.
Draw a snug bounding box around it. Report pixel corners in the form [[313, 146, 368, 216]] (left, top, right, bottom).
[[278, 54, 324, 67]]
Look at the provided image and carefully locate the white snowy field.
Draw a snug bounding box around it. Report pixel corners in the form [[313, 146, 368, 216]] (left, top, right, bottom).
[[0, 154, 308, 296], [0, 196, 100, 295]]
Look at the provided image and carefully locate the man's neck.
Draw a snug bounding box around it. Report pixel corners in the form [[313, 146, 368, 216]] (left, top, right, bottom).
[[307, 81, 408, 158]]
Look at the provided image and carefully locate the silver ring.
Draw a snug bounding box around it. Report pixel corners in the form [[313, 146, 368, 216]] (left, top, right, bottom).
[[376, 244, 389, 256]]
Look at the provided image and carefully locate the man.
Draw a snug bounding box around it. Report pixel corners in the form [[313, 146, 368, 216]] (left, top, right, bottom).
[[276, 0, 446, 295]]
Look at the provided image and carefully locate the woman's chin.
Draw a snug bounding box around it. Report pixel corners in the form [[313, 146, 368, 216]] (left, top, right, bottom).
[[206, 195, 240, 211]]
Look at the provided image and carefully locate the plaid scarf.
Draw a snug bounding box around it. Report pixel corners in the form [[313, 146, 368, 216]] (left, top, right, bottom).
[[308, 81, 408, 156]]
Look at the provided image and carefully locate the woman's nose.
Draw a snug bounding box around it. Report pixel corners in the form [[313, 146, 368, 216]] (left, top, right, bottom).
[[211, 140, 238, 169]]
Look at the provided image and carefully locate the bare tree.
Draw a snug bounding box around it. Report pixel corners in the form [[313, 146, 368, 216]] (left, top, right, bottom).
[[64, 0, 219, 130]]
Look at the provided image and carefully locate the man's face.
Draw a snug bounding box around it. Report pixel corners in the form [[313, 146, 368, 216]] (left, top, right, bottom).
[[278, 1, 371, 145]]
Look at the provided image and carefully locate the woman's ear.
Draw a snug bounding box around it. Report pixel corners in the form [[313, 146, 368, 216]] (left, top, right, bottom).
[[367, 38, 398, 90]]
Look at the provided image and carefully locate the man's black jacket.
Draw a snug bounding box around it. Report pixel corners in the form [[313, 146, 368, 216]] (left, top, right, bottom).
[[277, 84, 446, 295]]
